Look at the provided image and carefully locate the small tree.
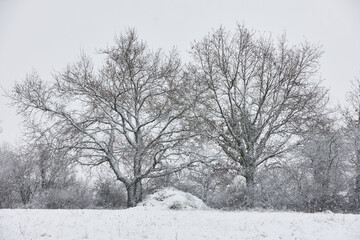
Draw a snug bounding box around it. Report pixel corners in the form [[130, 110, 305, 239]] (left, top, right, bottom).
[[11, 29, 199, 207], [190, 25, 328, 207]]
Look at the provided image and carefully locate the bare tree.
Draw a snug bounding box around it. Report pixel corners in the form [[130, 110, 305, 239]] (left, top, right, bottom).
[[343, 77, 360, 210], [25, 127, 76, 191], [11, 30, 199, 207], [296, 122, 347, 212], [0, 135, 77, 207], [0, 144, 20, 207], [0, 144, 37, 206], [190, 25, 328, 207]]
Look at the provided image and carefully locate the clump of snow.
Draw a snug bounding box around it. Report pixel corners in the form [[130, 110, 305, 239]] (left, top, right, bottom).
[[139, 187, 209, 210]]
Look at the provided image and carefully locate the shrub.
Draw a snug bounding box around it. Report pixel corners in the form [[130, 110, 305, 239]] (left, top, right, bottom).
[[94, 179, 127, 208], [29, 183, 93, 209]]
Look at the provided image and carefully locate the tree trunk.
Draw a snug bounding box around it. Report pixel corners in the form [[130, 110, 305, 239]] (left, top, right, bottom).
[[244, 165, 256, 208], [126, 180, 143, 208], [19, 184, 32, 205], [354, 150, 360, 208], [355, 173, 360, 208], [353, 149, 360, 209]]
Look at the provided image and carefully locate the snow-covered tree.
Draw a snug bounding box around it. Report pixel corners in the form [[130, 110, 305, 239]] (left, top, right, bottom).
[[190, 25, 328, 207], [10, 29, 199, 207]]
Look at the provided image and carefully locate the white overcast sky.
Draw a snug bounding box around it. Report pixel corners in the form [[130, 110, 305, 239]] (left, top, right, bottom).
[[0, 0, 360, 145]]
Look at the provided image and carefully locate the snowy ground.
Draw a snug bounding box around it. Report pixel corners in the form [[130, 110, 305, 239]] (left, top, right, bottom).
[[1, 208, 359, 240]]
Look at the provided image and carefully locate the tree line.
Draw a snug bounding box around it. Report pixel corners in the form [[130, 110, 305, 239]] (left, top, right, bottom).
[[1, 25, 359, 212]]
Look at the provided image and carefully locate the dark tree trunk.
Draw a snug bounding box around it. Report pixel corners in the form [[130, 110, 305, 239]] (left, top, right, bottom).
[[19, 184, 32, 205], [126, 180, 143, 208], [355, 173, 360, 208], [354, 150, 360, 208], [353, 149, 360, 209], [244, 165, 256, 208]]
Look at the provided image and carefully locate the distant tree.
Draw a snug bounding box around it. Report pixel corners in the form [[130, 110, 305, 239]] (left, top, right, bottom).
[[296, 122, 348, 212], [0, 139, 79, 208], [0, 144, 37, 206], [10, 29, 199, 207], [343, 77, 360, 210], [22, 134, 93, 209], [23, 127, 76, 191], [190, 24, 328, 207], [0, 145, 20, 207]]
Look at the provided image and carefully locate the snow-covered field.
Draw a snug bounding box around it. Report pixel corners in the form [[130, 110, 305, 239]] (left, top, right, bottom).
[[0, 189, 359, 239], [1, 208, 359, 240]]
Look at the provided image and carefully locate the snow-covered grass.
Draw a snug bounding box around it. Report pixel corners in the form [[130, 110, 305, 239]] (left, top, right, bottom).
[[0, 189, 359, 239], [1, 208, 359, 240]]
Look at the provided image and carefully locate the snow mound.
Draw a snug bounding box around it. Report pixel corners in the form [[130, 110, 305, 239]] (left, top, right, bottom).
[[139, 187, 209, 210]]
